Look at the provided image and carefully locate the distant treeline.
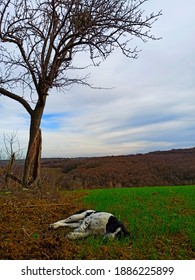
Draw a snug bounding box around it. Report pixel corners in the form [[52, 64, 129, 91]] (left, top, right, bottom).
[[41, 147, 195, 190]]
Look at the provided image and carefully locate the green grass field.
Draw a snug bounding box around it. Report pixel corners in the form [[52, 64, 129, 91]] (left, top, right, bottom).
[[81, 185, 195, 259]]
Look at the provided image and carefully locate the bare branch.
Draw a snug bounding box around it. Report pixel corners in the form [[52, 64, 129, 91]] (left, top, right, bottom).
[[0, 0, 162, 95], [0, 87, 33, 115]]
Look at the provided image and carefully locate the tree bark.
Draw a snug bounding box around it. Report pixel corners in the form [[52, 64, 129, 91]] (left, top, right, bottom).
[[22, 98, 46, 187], [23, 127, 42, 187]]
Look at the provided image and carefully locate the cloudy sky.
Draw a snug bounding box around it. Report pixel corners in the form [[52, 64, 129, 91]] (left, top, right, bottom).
[[0, 0, 195, 158]]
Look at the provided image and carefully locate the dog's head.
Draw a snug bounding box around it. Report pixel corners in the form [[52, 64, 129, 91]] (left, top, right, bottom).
[[106, 216, 130, 240], [114, 222, 130, 239]]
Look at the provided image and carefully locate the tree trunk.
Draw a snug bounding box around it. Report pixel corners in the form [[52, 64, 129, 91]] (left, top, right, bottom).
[[5, 153, 15, 187], [22, 100, 45, 187], [23, 127, 42, 187]]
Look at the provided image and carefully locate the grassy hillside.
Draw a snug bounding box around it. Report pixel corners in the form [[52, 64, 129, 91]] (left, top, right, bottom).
[[83, 185, 195, 259]]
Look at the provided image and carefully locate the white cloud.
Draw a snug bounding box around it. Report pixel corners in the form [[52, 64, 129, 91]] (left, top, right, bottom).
[[0, 0, 195, 157]]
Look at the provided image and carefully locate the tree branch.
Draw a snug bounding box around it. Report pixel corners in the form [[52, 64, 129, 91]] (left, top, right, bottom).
[[0, 87, 33, 115], [0, 0, 162, 95]]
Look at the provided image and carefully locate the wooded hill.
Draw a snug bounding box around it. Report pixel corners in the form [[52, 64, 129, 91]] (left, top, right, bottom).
[[42, 147, 195, 190]]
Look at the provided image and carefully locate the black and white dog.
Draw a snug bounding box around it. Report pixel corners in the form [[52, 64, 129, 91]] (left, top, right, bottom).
[[50, 209, 129, 240]]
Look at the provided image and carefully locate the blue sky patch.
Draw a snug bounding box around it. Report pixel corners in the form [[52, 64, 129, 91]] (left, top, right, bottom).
[[41, 112, 71, 130]]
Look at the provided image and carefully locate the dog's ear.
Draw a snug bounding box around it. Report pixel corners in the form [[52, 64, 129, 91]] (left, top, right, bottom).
[[115, 222, 130, 239], [123, 228, 130, 238], [121, 223, 130, 238]]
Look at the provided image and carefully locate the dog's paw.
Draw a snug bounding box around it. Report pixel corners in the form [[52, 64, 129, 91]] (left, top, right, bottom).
[[66, 232, 78, 240], [66, 232, 74, 239], [49, 223, 59, 229]]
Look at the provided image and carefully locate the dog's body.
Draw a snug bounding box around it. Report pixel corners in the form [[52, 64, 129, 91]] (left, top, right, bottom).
[[50, 209, 129, 240]]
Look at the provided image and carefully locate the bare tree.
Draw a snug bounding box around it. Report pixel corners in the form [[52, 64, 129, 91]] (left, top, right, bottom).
[[2, 131, 24, 187], [0, 0, 162, 187], [3, 130, 23, 160]]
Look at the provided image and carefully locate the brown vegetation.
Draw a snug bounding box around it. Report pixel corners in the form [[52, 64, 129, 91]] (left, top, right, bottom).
[[0, 187, 84, 259], [42, 147, 195, 190]]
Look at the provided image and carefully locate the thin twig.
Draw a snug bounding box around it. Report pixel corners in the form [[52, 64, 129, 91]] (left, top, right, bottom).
[[22, 203, 66, 208]]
